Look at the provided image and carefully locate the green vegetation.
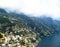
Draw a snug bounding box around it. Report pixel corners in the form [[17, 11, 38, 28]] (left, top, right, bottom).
[[9, 39, 15, 44], [0, 8, 60, 47], [20, 40, 25, 45], [0, 34, 3, 38]]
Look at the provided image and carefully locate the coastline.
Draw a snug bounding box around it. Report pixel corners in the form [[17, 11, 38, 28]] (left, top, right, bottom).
[[34, 39, 41, 47]]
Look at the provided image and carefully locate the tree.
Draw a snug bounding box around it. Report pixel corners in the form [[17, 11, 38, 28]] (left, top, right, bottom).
[[0, 34, 3, 38], [20, 40, 25, 45]]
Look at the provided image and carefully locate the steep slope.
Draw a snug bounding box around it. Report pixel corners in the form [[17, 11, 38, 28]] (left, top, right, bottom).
[[0, 8, 58, 38], [0, 9, 41, 47], [1, 8, 60, 47], [0, 8, 7, 13], [31, 17, 60, 35], [9, 13, 54, 37]]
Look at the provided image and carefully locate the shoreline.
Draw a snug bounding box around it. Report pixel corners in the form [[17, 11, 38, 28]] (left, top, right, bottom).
[[34, 39, 41, 47]]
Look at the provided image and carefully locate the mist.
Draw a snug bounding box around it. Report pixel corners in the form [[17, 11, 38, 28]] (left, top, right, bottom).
[[0, 0, 60, 19]]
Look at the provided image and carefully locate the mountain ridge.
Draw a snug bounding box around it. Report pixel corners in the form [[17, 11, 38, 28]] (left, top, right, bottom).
[[0, 8, 59, 37]]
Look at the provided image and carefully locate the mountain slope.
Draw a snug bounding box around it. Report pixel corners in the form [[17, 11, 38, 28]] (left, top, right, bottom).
[[0, 8, 60, 47], [0, 8, 7, 13], [0, 8, 59, 38], [31, 17, 60, 35], [0, 9, 41, 47]]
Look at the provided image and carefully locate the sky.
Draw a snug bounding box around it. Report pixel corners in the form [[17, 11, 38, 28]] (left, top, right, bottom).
[[0, 0, 60, 18]]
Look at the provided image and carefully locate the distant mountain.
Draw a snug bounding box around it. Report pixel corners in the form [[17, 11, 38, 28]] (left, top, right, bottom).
[[31, 17, 60, 35], [0, 8, 60, 38], [10, 13, 55, 37], [0, 8, 7, 13]]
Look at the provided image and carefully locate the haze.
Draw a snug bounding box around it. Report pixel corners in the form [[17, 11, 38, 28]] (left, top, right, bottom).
[[0, 0, 60, 18]]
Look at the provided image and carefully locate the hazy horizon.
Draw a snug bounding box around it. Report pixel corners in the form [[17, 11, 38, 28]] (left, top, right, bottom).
[[0, 0, 60, 19]]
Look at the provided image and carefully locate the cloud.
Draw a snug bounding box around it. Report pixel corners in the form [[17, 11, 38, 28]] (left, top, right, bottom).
[[0, 0, 60, 18]]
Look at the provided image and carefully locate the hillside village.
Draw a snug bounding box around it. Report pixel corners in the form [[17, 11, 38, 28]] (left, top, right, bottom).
[[0, 9, 59, 47], [0, 14, 40, 47], [0, 27, 40, 47]]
